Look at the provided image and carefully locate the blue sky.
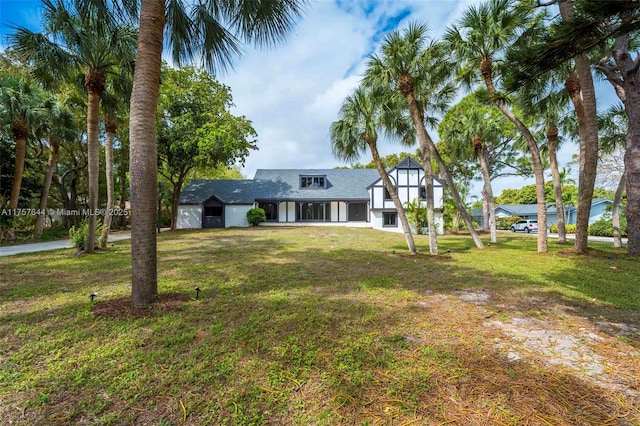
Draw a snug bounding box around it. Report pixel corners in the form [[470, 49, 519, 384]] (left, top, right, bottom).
[[1, 0, 613, 198]]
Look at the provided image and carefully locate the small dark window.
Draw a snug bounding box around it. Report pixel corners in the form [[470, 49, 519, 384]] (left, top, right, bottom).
[[258, 202, 278, 221], [204, 206, 223, 217], [383, 212, 397, 227], [384, 187, 392, 200], [419, 186, 426, 200]]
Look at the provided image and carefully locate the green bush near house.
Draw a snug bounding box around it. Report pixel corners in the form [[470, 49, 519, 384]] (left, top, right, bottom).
[[588, 216, 627, 237], [550, 224, 577, 234], [246, 207, 266, 226]]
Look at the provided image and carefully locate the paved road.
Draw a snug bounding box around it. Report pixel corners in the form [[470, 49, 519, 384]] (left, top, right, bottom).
[[0, 231, 135, 257], [533, 232, 627, 244]]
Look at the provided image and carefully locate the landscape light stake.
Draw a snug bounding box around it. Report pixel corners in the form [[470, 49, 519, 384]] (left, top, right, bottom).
[[90, 292, 98, 303], [195, 286, 201, 299]]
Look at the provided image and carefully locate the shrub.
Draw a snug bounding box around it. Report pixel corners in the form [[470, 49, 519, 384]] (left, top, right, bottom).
[[246, 208, 266, 226], [69, 219, 104, 249], [589, 217, 627, 237], [496, 216, 521, 230], [550, 224, 576, 234]]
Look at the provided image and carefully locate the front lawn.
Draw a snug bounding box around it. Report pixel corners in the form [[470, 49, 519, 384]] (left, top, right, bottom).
[[1, 227, 638, 425]]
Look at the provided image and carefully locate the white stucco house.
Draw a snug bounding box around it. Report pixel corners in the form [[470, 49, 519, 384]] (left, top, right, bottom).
[[177, 157, 445, 234]]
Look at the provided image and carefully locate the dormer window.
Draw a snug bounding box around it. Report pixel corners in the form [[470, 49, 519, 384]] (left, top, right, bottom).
[[301, 175, 326, 189]]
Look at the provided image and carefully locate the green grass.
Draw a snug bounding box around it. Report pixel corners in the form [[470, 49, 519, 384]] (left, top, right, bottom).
[[1, 227, 638, 425]]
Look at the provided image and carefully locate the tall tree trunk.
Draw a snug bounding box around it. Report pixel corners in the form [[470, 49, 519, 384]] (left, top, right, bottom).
[[33, 139, 60, 237], [85, 76, 103, 253], [558, 1, 599, 254], [129, 0, 165, 305], [9, 121, 28, 210], [170, 179, 182, 231], [597, 33, 639, 255], [368, 140, 417, 254], [612, 171, 625, 249], [475, 136, 496, 243], [100, 118, 116, 247], [624, 86, 640, 255], [118, 154, 128, 228], [481, 188, 489, 232], [418, 144, 438, 254], [481, 56, 546, 252], [547, 124, 567, 244]]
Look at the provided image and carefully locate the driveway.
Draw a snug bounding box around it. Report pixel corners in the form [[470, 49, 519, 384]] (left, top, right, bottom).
[[0, 231, 134, 257]]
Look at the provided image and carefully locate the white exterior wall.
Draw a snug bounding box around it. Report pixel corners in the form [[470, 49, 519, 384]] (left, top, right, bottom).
[[278, 201, 297, 223], [331, 201, 347, 222], [177, 205, 202, 229], [225, 205, 252, 227], [370, 210, 444, 234]]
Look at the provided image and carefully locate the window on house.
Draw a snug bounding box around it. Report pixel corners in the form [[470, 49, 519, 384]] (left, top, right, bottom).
[[258, 202, 278, 221], [384, 187, 392, 200], [419, 186, 426, 200], [300, 175, 326, 189], [383, 212, 397, 227], [204, 206, 223, 217]]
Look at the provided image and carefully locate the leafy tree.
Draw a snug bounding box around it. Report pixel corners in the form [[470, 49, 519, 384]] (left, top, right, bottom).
[[331, 85, 418, 254], [438, 93, 522, 243], [157, 65, 257, 229]]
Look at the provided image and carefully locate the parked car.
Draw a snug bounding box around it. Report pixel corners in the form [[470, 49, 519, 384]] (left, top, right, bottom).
[[511, 219, 538, 233]]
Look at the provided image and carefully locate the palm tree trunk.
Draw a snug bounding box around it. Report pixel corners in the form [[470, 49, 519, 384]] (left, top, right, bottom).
[[559, 2, 598, 255], [481, 57, 546, 252], [85, 88, 101, 253], [368, 140, 417, 254], [129, 0, 165, 305], [9, 122, 27, 209], [33, 139, 60, 237], [100, 120, 116, 247], [475, 137, 496, 243], [400, 86, 437, 253], [481, 188, 489, 232], [547, 124, 567, 244], [612, 170, 625, 249]]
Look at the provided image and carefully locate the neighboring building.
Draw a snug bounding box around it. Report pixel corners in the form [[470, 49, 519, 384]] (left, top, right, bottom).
[[177, 158, 445, 233], [471, 198, 613, 229]]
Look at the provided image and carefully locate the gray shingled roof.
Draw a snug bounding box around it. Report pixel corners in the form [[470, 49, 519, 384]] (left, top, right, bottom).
[[253, 168, 381, 201], [179, 180, 269, 204], [180, 168, 382, 205]]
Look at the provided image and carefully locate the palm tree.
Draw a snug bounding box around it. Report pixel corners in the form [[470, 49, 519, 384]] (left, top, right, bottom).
[[100, 72, 132, 247], [331, 85, 417, 255], [445, 0, 547, 253], [10, 0, 137, 253], [126, 0, 306, 305], [0, 76, 45, 212], [516, 75, 574, 245], [33, 93, 77, 237], [365, 22, 484, 251], [599, 104, 628, 249]]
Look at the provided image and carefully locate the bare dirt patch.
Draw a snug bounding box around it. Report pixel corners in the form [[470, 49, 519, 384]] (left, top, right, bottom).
[[91, 292, 190, 318]]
